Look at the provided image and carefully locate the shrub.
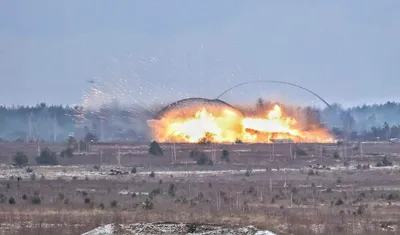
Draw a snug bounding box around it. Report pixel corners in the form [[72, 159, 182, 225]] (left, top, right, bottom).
[[58, 193, 65, 201], [81, 191, 88, 197], [79, 140, 88, 151], [84, 198, 91, 204], [294, 147, 307, 156], [245, 168, 252, 177], [22, 194, 28, 200], [26, 167, 34, 173], [376, 156, 393, 167], [149, 171, 155, 178], [99, 203, 105, 210], [235, 138, 243, 144], [362, 164, 370, 170], [60, 147, 74, 158], [168, 184, 176, 197], [196, 153, 213, 166], [248, 186, 256, 195], [189, 149, 200, 158], [333, 151, 340, 159], [355, 204, 367, 215], [382, 156, 393, 166], [186, 223, 198, 233], [13, 152, 28, 167], [335, 198, 344, 206], [30, 196, 41, 205], [221, 150, 230, 162], [142, 198, 154, 210], [190, 149, 213, 165], [110, 200, 118, 208], [148, 141, 163, 156], [197, 192, 204, 201], [150, 188, 162, 198], [84, 132, 98, 143], [67, 136, 77, 150], [8, 197, 16, 205], [386, 192, 399, 201], [36, 148, 58, 165], [0, 193, 5, 203]]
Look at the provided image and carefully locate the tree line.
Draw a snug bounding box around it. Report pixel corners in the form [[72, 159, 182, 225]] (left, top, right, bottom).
[[1, 101, 400, 142]]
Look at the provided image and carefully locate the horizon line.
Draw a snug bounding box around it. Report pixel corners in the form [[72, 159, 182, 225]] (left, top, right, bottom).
[[0, 100, 399, 109]]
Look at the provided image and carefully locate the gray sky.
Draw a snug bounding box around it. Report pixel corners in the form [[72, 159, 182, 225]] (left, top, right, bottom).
[[1, 1, 399, 107]]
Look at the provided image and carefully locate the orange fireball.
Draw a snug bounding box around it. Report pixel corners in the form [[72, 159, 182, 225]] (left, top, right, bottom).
[[148, 103, 333, 143]]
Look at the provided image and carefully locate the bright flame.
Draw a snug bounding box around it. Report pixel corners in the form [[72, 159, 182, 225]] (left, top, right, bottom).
[[168, 108, 222, 142], [149, 104, 333, 143]]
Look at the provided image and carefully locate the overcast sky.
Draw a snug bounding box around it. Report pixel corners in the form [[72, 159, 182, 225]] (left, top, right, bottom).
[[1, 1, 399, 107]]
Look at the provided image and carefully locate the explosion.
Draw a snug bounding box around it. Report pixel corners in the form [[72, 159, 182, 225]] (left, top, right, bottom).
[[149, 101, 333, 143]]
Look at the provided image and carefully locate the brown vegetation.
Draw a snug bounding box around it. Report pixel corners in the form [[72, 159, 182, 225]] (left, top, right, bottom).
[[0, 141, 399, 234]]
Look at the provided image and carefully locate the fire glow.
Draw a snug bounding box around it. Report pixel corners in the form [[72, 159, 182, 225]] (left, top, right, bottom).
[[149, 104, 333, 143]]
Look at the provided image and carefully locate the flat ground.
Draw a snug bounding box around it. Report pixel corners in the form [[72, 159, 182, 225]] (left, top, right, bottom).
[[0, 141, 399, 235]]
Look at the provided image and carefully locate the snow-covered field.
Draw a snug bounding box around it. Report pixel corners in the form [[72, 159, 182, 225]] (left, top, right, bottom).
[[1, 161, 399, 181]]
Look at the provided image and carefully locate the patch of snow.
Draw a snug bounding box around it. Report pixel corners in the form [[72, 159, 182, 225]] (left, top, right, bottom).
[[118, 191, 149, 195], [82, 224, 113, 235], [81, 223, 277, 235], [254, 231, 276, 235], [233, 149, 252, 152]]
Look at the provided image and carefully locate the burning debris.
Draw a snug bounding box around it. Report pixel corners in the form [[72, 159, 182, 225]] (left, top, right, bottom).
[[149, 101, 333, 144]]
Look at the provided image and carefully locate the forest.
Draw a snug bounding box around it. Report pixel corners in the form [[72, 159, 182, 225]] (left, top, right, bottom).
[[0, 101, 400, 142]]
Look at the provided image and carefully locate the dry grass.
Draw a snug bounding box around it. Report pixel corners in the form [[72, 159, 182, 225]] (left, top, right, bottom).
[[0, 141, 400, 234], [0, 206, 398, 235]]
